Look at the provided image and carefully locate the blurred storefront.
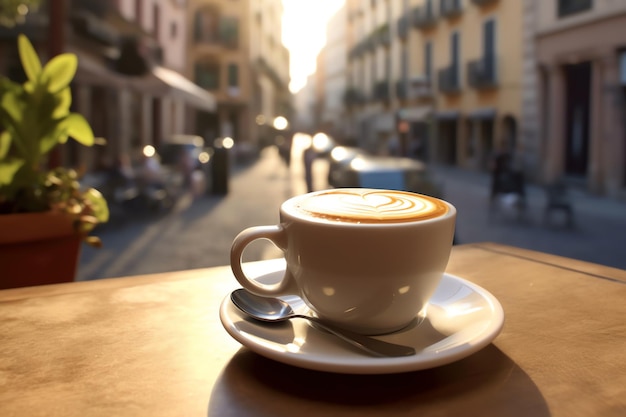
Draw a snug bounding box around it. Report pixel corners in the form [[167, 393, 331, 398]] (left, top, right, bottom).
[[0, 0, 216, 172], [531, 0, 626, 197]]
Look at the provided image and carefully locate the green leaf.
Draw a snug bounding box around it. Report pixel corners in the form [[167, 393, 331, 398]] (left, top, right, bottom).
[[52, 87, 72, 119], [24, 80, 35, 93], [42, 53, 77, 94], [0, 131, 11, 159], [83, 188, 109, 223], [63, 113, 94, 146], [39, 129, 64, 155], [0, 158, 25, 185], [1, 89, 25, 125], [17, 34, 42, 82], [57, 132, 69, 145]]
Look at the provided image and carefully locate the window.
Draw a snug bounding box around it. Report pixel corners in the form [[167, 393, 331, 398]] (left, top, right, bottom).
[[135, 0, 142, 24], [451, 31, 460, 83], [440, 0, 461, 14], [153, 4, 160, 40], [424, 41, 432, 81], [483, 19, 496, 77], [558, 0, 592, 17], [619, 51, 626, 85], [426, 0, 433, 16], [194, 7, 219, 42], [170, 22, 177, 39], [195, 62, 220, 90], [227, 63, 238, 87], [401, 44, 408, 81], [219, 17, 239, 48]]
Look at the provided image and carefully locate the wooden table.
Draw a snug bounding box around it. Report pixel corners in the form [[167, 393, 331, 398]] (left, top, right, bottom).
[[1, 243, 625, 417]]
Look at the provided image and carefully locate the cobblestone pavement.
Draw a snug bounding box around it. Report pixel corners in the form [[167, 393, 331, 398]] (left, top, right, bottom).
[[78, 145, 298, 280], [79, 137, 626, 281], [429, 164, 626, 270]]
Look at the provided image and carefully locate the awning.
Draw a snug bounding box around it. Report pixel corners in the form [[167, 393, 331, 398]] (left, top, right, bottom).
[[152, 66, 216, 112], [374, 113, 395, 132], [398, 106, 432, 122], [72, 46, 169, 93], [435, 110, 460, 121], [468, 107, 496, 120], [71, 47, 216, 112]]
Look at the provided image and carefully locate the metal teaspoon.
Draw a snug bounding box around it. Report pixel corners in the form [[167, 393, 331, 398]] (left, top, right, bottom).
[[230, 289, 416, 358]]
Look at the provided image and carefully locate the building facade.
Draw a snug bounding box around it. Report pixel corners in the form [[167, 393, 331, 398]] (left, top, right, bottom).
[[320, 4, 349, 142], [187, 0, 291, 152], [345, 0, 396, 153], [321, 0, 626, 198], [0, 0, 216, 171], [525, 0, 626, 197], [344, 0, 523, 170], [292, 73, 317, 134]]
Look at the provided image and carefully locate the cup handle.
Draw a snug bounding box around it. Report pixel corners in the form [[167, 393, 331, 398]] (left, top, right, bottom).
[[230, 225, 298, 297]]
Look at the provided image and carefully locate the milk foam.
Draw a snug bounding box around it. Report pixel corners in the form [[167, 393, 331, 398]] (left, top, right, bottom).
[[294, 189, 448, 223]]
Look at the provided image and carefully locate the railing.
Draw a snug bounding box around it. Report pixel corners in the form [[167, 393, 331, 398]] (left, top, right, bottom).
[[438, 66, 461, 94], [397, 15, 409, 39], [255, 57, 284, 88], [373, 80, 391, 101], [412, 77, 435, 100], [378, 28, 391, 46], [412, 5, 437, 30], [440, 0, 463, 19], [471, 0, 499, 6], [396, 80, 408, 100], [467, 56, 498, 89], [344, 87, 367, 106], [364, 35, 376, 53], [372, 24, 390, 47]]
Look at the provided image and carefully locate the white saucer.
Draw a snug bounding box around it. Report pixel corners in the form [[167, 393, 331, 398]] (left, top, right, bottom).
[[220, 264, 504, 374]]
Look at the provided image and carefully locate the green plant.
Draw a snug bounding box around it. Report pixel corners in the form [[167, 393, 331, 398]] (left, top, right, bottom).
[[0, 34, 108, 246]]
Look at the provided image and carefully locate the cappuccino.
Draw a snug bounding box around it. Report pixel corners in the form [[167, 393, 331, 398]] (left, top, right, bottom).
[[289, 189, 448, 224], [231, 188, 456, 334]]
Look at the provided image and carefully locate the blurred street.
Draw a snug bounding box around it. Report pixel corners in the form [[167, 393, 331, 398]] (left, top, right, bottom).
[[78, 135, 626, 281]]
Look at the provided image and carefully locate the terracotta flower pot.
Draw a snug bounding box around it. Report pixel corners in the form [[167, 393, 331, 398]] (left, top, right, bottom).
[[0, 211, 81, 290]]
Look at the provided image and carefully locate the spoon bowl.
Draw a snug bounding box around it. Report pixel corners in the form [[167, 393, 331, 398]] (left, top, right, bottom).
[[230, 289, 416, 357]]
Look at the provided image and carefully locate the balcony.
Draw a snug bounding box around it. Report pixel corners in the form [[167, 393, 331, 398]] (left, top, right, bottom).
[[396, 80, 408, 100], [255, 57, 284, 88], [373, 80, 391, 102], [412, 5, 437, 30], [410, 76, 435, 100], [438, 66, 461, 94], [471, 0, 499, 6], [349, 42, 364, 59], [344, 87, 367, 107], [397, 15, 409, 40], [440, 0, 463, 19], [372, 24, 391, 47], [363, 35, 376, 53], [467, 56, 498, 89]]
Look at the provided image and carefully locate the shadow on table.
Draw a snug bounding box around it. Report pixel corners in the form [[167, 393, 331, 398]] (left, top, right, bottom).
[[208, 345, 550, 417]]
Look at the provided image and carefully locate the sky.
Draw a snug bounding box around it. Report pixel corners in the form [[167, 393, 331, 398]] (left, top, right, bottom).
[[282, 0, 345, 93]]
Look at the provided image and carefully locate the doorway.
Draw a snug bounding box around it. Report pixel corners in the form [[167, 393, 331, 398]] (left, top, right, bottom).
[[437, 120, 458, 165], [563, 62, 591, 177], [479, 119, 494, 171]]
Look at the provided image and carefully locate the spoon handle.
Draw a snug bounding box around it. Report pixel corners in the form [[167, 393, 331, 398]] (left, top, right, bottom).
[[297, 315, 416, 357]]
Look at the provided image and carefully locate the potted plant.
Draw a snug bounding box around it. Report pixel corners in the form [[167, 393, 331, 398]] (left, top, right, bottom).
[[0, 34, 109, 289]]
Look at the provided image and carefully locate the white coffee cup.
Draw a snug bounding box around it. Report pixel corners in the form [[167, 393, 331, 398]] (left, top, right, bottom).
[[230, 188, 456, 335]]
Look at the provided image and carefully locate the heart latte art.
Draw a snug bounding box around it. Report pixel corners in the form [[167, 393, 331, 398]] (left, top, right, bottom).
[[293, 189, 448, 223]]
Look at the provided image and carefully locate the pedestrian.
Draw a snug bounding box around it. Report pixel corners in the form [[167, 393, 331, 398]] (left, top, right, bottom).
[[303, 142, 316, 193]]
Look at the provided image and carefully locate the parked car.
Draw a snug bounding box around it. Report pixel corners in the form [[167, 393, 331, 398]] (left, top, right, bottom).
[[158, 134, 213, 194], [327, 146, 371, 188], [327, 147, 442, 198]]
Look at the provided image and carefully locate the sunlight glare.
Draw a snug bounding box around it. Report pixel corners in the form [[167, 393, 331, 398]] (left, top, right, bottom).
[[282, 0, 345, 93]]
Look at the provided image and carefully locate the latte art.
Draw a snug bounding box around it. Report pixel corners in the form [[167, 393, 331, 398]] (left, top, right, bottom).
[[294, 189, 448, 223]]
